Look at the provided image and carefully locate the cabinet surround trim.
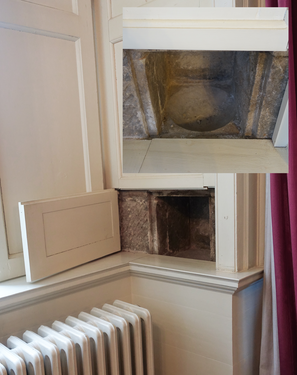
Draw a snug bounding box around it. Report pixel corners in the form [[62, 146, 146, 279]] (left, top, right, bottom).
[[0, 253, 263, 314]]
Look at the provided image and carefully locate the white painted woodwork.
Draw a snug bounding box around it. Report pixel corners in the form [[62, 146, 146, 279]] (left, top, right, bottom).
[[216, 174, 237, 272], [94, 0, 217, 189], [233, 281, 263, 375], [19, 190, 120, 282], [124, 139, 288, 173], [129, 255, 263, 375], [0, 0, 104, 280], [0, 276, 133, 344], [123, 8, 288, 51], [0, 253, 263, 375], [216, 174, 265, 272], [121, 6, 288, 172], [129, 255, 263, 291], [96, 1, 288, 187]]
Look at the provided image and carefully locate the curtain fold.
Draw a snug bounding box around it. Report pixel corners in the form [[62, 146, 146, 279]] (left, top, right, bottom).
[[267, 0, 297, 374]]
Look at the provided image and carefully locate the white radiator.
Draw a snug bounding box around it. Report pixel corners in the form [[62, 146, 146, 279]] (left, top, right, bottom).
[[0, 300, 154, 375]]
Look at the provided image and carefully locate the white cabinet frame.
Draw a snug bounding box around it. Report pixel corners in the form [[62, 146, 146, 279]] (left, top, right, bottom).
[[94, 0, 266, 272], [216, 174, 265, 271], [121, 7, 288, 174]]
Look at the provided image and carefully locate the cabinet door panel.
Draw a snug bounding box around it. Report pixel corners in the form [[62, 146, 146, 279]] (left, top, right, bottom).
[[20, 0, 74, 12], [19, 190, 120, 282]]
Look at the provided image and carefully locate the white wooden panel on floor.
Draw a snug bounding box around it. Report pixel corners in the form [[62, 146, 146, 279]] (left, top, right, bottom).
[[138, 139, 288, 173], [0, 0, 103, 280], [19, 190, 120, 282]]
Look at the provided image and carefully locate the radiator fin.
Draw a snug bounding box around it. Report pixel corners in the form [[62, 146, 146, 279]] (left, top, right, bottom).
[[0, 301, 154, 375]]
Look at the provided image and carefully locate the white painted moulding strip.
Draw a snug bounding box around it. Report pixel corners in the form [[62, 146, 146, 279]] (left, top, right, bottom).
[[123, 20, 287, 29], [129, 262, 264, 293], [123, 7, 288, 22], [122, 8, 288, 51]]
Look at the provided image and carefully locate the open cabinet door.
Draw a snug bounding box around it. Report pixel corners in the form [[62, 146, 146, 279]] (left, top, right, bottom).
[[19, 190, 120, 282], [0, 0, 108, 281]]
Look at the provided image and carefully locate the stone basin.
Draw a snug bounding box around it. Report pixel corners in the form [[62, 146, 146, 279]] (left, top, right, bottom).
[[123, 50, 288, 139], [166, 85, 235, 132]]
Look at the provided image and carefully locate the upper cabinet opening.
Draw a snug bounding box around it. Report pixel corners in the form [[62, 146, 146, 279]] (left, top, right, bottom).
[[123, 49, 288, 140]]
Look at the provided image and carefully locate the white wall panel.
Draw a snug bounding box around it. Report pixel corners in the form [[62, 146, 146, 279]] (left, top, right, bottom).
[[0, 276, 132, 344]]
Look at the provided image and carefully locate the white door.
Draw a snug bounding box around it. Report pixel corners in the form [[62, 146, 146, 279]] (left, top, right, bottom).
[[0, 0, 105, 281]]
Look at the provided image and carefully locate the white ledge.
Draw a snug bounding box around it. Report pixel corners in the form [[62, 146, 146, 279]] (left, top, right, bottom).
[[129, 255, 263, 293], [123, 7, 288, 51], [0, 253, 263, 313]]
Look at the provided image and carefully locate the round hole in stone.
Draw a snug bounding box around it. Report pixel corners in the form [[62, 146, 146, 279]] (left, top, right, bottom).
[[166, 85, 235, 132]]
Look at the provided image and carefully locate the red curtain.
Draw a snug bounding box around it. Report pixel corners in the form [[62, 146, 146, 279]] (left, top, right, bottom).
[[267, 0, 297, 374]]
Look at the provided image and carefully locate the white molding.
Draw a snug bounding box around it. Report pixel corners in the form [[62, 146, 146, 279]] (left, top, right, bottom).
[[215, 174, 237, 271], [123, 7, 288, 51], [0, 252, 143, 313], [256, 174, 266, 267], [129, 262, 263, 293], [0, 253, 263, 314], [216, 173, 266, 272]]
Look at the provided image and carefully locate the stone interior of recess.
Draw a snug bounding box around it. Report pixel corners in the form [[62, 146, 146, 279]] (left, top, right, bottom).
[[123, 50, 288, 139], [118, 189, 215, 261]]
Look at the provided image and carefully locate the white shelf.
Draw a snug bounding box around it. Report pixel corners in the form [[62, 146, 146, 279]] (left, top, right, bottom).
[[0, 253, 263, 313]]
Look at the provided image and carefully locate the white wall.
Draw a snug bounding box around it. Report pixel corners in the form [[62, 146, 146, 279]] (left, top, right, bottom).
[[0, 276, 132, 344], [131, 275, 263, 375]]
